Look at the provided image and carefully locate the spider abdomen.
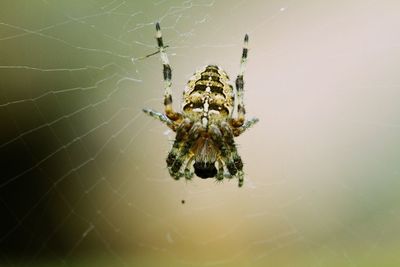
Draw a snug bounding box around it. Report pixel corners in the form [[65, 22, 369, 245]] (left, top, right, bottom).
[[182, 65, 234, 127]]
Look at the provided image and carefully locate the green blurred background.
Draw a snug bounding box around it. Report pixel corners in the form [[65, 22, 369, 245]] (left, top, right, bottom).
[[1, 0, 400, 266]]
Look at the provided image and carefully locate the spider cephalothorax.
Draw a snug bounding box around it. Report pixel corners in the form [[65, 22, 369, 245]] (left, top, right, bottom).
[[143, 22, 258, 187]]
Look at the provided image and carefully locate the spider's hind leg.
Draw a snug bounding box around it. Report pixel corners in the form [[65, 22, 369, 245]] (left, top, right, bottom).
[[165, 119, 190, 180], [237, 170, 244, 187], [216, 159, 225, 181], [225, 155, 244, 187], [220, 122, 245, 187], [183, 156, 195, 181], [167, 120, 199, 181]]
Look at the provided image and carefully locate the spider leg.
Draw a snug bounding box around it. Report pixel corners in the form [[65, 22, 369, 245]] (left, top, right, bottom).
[[166, 119, 191, 179], [231, 34, 249, 128], [216, 159, 225, 181], [227, 149, 245, 187], [142, 108, 176, 131], [177, 122, 203, 179], [233, 117, 259, 136], [236, 165, 244, 187], [167, 140, 184, 180], [155, 22, 181, 122], [210, 123, 242, 184], [220, 122, 245, 187], [167, 121, 200, 180], [183, 155, 195, 180], [209, 125, 226, 181]]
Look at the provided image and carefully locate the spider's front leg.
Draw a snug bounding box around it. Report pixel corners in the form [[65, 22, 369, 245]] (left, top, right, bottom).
[[155, 22, 182, 122]]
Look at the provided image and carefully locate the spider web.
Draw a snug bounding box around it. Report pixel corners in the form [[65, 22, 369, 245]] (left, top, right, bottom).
[[1, 0, 400, 266]]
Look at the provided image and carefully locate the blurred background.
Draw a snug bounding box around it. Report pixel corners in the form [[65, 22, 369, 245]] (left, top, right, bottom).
[[1, 0, 400, 266]]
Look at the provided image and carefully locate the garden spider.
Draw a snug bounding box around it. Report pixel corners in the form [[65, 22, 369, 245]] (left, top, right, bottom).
[[143, 22, 258, 187]]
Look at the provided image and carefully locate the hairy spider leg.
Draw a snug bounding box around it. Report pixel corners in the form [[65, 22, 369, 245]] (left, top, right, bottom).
[[166, 142, 184, 180], [177, 121, 201, 166], [216, 159, 225, 181], [166, 119, 191, 179], [233, 117, 259, 137], [220, 122, 245, 187], [155, 22, 181, 122], [210, 123, 243, 186], [176, 122, 203, 180], [231, 34, 249, 127], [142, 108, 175, 130], [183, 155, 195, 180], [209, 125, 226, 181], [167, 120, 201, 180]]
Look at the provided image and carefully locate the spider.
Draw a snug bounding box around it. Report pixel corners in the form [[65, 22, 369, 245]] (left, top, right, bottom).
[[143, 22, 258, 187]]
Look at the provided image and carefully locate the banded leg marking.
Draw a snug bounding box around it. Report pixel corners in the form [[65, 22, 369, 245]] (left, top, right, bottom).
[[142, 108, 175, 130], [232, 34, 249, 127], [155, 22, 181, 121]]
